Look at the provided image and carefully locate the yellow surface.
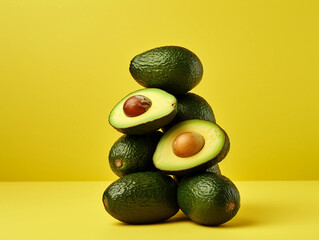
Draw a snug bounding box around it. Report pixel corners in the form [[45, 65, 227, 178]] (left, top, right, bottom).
[[0, 0, 319, 181], [1, 181, 319, 240]]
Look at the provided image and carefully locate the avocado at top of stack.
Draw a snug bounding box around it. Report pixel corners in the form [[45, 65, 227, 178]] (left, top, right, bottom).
[[130, 46, 203, 95]]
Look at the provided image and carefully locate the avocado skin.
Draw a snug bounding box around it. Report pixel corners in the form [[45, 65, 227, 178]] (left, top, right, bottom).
[[177, 173, 240, 226], [206, 164, 221, 174], [102, 172, 179, 224], [109, 131, 163, 177], [130, 46, 203, 95], [159, 129, 230, 176], [174, 164, 221, 184], [110, 102, 177, 135], [163, 93, 216, 131]]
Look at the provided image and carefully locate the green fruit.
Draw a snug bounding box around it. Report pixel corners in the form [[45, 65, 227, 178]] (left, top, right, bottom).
[[109, 131, 163, 177], [206, 164, 221, 174], [130, 46, 203, 95], [109, 88, 177, 135], [174, 164, 221, 184], [177, 173, 240, 226], [153, 120, 230, 175], [163, 92, 216, 131], [102, 172, 179, 224]]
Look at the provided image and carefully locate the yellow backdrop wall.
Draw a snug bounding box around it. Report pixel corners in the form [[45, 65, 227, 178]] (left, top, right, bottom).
[[0, 0, 318, 181]]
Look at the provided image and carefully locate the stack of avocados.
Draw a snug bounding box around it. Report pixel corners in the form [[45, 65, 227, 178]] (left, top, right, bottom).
[[103, 46, 240, 226]]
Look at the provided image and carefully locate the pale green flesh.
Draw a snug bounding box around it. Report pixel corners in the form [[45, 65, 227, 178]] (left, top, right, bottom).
[[153, 120, 225, 171], [109, 88, 176, 128]]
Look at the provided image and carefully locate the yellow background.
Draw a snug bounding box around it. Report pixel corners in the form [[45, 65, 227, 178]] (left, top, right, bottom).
[[0, 0, 318, 181]]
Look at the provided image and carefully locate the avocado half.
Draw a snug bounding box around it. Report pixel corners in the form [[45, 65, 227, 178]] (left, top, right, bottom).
[[109, 88, 177, 135], [153, 120, 230, 175]]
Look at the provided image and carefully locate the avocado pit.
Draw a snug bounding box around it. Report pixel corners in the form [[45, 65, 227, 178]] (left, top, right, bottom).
[[172, 132, 205, 158], [123, 95, 152, 117]]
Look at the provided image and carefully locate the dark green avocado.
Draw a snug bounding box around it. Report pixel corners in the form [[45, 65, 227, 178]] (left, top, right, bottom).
[[130, 46, 203, 95], [163, 92, 216, 131], [174, 164, 221, 184], [206, 164, 221, 174], [102, 172, 179, 224], [177, 173, 240, 225], [108, 88, 177, 135], [153, 120, 230, 175], [109, 131, 163, 177]]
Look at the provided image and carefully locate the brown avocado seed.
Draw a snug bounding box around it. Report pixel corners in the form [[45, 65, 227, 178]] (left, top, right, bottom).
[[172, 132, 205, 158], [123, 95, 152, 117]]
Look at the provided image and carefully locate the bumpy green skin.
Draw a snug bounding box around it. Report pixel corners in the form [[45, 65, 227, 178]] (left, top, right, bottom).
[[102, 172, 179, 224], [130, 46, 203, 95], [174, 164, 221, 184], [206, 164, 221, 174], [163, 93, 216, 131], [161, 130, 230, 176], [177, 173, 240, 226], [109, 131, 163, 177], [111, 107, 176, 135]]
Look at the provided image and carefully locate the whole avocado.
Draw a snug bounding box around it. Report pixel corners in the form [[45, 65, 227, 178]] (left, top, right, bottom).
[[177, 173, 240, 226], [173, 164, 222, 184], [163, 92, 216, 131], [130, 46, 203, 95], [102, 172, 179, 224], [109, 131, 163, 177]]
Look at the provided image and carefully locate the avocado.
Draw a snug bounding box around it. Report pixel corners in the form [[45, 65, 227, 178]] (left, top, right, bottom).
[[177, 173, 240, 225], [102, 172, 179, 224], [109, 88, 177, 135], [163, 92, 216, 131], [153, 120, 230, 175], [206, 164, 221, 174], [130, 46, 203, 95], [174, 164, 221, 184], [109, 131, 163, 177]]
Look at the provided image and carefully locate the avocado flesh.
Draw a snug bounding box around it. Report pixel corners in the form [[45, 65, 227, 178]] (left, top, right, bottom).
[[109, 88, 177, 135], [154, 120, 227, 173]]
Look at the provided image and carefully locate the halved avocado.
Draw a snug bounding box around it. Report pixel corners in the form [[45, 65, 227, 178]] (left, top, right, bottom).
[[153, 120, 230, 175], [109, 88, 177, 135]]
